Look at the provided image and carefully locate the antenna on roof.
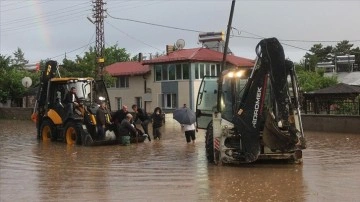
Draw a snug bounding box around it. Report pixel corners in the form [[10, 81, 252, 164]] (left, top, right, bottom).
[[175, 39, 185, 50]]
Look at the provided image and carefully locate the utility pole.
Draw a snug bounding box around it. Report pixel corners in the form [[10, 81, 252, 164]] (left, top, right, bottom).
[[217, 0, 236, 112], [92, 0, 106, 80]]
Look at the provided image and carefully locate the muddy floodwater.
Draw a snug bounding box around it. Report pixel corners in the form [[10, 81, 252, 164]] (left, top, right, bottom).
[[1, 118, 360, 202]]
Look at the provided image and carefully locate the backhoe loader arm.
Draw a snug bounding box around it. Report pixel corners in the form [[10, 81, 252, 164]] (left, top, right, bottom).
[[232, 38, 295, 162]]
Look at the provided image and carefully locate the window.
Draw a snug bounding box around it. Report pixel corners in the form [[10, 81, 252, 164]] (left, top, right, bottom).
[[176, 64, 182, 80], [206, 64, 210, 76], [195, 63, 221, 79], [155, 65, 162, 81], [182, 64, 189, 79], [211, 64, 216, 76], [162, 65, 168, 80], [200, 64, 205, 78], [154, 63, 190, 81], [135, 97, 142, 108], [216, 64, 221, 75], [168, 64, 176, 80], [116, 76, 129, 88], [195, 64, 199, 79], [163, 93, 177, 108], [115, 97, 122, 110]]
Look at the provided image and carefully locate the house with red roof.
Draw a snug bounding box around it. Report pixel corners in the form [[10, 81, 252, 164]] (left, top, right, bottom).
[[105, 47, 254, 113], [106, 61, 150, 110]]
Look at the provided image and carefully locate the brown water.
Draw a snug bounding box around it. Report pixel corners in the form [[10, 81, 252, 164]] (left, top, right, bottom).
[[0, 118, 359, 202]]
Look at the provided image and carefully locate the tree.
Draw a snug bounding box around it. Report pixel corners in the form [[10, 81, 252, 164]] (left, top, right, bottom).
[[295, 63, 338, 92], [332, 40, 353, 55], [0, 52, 40, 105], [104, 44, 130, 65], [11, 47, 28, 68], [304, 44, 333, 71]]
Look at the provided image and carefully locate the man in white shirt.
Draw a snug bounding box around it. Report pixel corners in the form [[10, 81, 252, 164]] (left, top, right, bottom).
[[181, 123, 197, 143]]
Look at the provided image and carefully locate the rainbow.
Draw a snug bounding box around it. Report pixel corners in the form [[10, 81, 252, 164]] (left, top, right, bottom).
[[29, 0, 51, 48]]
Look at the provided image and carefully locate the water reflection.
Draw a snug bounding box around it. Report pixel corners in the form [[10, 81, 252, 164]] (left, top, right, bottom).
[[1, 119, 360, 201]]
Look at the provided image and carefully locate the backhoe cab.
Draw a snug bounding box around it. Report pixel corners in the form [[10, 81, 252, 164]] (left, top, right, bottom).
[[32, 60, 115, 146], [196, 38, 306, 164]]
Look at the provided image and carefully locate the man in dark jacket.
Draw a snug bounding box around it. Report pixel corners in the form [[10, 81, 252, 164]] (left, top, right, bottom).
[[96, 102, 108, 140], [112, 105, 130, 137], [112, 105, 129, 124], [63, 87, 80, 117], [151, 107, 164, 140], [118, 113, 138, 137], [132, 104, 151, 141]]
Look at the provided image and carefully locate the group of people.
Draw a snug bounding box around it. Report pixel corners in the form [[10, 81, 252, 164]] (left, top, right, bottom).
[[93, 101, 196, 144], [63, 87, 195, 143], [110, 104, 164, 142]]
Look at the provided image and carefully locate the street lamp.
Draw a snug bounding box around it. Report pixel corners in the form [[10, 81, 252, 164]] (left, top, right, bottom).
[[21, 77, 32, 108]]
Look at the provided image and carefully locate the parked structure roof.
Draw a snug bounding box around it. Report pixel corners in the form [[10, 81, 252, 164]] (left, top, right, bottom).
[[142, 48, 255, 67], [105, 61, 150, 76], [305, 83, 360, 95], [336, 72, 360, 86]]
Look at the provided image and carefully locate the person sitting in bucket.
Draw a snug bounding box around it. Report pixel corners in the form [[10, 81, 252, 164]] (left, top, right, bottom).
[[118, 114, 138, 138]]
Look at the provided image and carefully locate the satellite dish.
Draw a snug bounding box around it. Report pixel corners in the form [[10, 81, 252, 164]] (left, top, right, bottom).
[[175, 39, 185, 49], [22, 77, 32, 88]]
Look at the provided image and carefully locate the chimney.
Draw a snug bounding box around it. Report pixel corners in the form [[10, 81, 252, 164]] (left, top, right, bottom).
[[138, 52, 143, 62], [166, 45, 174, 55]]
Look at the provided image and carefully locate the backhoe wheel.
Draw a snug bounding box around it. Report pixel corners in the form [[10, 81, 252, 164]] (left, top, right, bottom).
[[64, 122, 82, 145], [205, 121, 214, 163], [40, 120, 57, 142], [83, 134, 94, 146]]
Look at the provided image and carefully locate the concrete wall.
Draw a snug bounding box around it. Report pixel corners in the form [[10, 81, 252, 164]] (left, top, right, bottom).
[[302, 114, 360, 134], [0, 108, 33, 120]]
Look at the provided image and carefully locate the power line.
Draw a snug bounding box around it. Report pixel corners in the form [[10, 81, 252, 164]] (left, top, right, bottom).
[[50, 41, 95, 60], [77, 31, 96, 57], [231, 34, 360, 43], [0, 0, 55, 12], [107, 1, 165, 12], [106, 21, 162, 52], [106, 10, 204, 33], [1, 2, 90, 26], [0, 12, 89, 33], [106, 11, 360, 53]]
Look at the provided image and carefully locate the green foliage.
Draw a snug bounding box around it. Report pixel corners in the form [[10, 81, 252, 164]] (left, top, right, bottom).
[[0, 53, 40, 104], [296, 64, 338, 92], [104, 44, 130, 65], [0, 44, 133, 104], [298, 40, 360, 93], [11, 48, 28, 69], [0, 55, 12, 71], [304, 40, 360, 71], [333, 40, 353, 55]]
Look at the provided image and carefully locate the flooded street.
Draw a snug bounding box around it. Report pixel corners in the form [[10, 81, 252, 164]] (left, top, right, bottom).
[[1, 118, 360, 202]]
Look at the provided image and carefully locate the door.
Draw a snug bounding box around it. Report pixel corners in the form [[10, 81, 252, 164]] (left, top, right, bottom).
[[196, 76, 218, 129], [94, 80, 111, 111]]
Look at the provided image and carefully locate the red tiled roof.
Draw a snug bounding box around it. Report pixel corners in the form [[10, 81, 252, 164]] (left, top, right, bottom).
[[142, 48, 255, 67], [105, 61, 150, 76]]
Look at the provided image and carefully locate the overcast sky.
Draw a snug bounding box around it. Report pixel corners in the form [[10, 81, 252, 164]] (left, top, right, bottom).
[[1, 0, 360, 64]]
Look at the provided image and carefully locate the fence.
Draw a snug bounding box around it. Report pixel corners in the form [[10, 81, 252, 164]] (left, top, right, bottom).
[[303, 99, 360, 115]]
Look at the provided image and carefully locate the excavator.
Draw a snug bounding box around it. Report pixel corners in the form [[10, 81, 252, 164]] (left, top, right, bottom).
[[196, 37, 306, 164], [31, 60, 119, 146]]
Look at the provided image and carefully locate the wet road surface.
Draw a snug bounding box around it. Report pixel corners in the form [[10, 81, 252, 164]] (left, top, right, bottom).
[[1, 118, 360, 202]]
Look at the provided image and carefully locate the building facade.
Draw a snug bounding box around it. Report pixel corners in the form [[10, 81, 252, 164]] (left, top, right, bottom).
[[106, 48, 254, 113]]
